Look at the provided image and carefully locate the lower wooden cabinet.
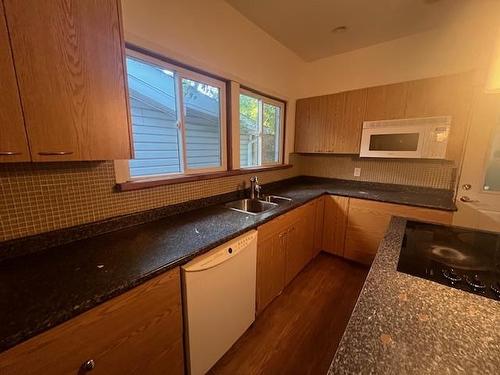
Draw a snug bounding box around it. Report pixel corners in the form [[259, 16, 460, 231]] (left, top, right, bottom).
[[313, 196, 325, 257], [285, 201, 316, 285], [256, 198, 321, 315], [0, 268, 184, 375], [256, 215, 289, 315], [344, 198, 453, 265], [322, 195, 349, 256]]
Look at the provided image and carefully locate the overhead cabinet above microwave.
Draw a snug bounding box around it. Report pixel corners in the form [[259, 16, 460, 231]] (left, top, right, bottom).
[[0, 0, 132, 162], [359, 116, 451, 159], [294, 72, 475, 165]]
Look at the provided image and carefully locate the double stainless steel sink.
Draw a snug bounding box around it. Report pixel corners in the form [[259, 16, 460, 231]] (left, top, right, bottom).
[[225, 195, 292, 215]]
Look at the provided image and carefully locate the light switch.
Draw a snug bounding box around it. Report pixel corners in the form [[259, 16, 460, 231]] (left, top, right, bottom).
[[354, 167, 361, 177]]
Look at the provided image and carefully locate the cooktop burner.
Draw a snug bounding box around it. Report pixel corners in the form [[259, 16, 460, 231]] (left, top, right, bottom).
[[397, 220, 500, 301]]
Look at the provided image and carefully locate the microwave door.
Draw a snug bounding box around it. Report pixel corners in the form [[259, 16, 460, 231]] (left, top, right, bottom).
[[360, 126, 424, 158]]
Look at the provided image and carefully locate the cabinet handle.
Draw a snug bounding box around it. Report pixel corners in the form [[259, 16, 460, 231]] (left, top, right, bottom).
[[0, 151, 21, 156], [81, 359, 95, 371], [38, 151, 73, 156]]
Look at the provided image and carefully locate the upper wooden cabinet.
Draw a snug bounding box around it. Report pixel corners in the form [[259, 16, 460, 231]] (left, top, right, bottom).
[[294, 73, 474, 164], [295, 89, 367, 154], [404, 72, 474, 162], [364, 82, 409, 121], [0, 3, 30, 162], [3, 0, 132, 161]]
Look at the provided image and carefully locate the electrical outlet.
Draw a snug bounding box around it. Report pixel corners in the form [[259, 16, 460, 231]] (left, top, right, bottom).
[[354, 167, 361, 177]]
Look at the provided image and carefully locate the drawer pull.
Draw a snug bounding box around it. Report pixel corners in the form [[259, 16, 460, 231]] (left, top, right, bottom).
[[38, 151, 73, 156], [82, 359, 95, 371], [0, 151, 21, 155]]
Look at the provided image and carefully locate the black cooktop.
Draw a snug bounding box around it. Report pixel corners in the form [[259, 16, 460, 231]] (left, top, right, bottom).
[[397, 220, 500, 301]]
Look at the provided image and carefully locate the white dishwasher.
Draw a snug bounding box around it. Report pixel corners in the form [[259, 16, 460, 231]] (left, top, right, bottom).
[[182, 230, 257, 375]]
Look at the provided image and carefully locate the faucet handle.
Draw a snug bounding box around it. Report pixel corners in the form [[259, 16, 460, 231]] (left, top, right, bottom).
[[250, 176, 258, 182]]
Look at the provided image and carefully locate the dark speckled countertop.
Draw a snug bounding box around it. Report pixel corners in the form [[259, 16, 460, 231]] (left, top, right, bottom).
[[0, 177, 456, 353], [329, 217, 500, 374]]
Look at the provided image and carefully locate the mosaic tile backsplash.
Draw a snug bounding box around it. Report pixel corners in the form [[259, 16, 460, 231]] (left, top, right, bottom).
[[0, 153, 456, 241], [0, 162, 299, 241], [294, 154, 457, 191]]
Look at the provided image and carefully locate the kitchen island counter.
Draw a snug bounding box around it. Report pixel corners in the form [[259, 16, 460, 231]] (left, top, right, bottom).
[[329, 217, 500, 374]]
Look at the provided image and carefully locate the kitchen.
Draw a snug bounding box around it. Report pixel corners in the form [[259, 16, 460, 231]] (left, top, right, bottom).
[[0, 0, 499, 374]]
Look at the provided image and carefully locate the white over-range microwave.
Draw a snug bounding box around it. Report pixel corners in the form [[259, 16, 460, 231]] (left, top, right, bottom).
[[359, 116, 451, 159]]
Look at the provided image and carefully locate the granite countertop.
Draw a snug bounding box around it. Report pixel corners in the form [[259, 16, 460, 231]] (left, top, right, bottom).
[[0, 177, 456, 353], [329, 217, 500, 374]]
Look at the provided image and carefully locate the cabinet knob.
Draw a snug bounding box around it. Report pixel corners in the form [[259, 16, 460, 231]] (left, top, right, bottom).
[[82, 359, 95, 371], [0, 151, 21, 155], [38, 151, 74, 156]]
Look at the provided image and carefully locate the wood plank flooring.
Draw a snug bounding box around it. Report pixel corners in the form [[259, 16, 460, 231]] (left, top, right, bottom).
[[209, 253, 369, 375]]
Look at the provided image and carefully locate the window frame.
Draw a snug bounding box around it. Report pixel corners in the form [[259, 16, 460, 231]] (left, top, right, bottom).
[[239, 88, 285, 168], [124, 49, 227, 181]]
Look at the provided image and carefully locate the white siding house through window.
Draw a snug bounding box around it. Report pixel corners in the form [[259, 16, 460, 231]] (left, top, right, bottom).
[[126, 54, 225, 178]]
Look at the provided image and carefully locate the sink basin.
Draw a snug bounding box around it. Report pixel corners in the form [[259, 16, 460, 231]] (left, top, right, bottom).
[[263, 195, 293, 204], [225, 198, 278, 215]]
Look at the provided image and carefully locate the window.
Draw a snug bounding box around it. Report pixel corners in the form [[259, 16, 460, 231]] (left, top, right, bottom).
[[125, 51, 226, 179], [239, 89, 284, 168]]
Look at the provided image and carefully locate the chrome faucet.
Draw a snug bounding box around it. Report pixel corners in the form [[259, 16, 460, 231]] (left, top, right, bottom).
[[250, 176, 261, 199]]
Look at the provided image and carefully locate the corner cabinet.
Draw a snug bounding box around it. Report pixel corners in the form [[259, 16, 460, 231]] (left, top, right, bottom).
[[0, 3, 29, 162], [0, 268, 184, 375], [1, 0, 132, 161], [321, 197, 454, 266]]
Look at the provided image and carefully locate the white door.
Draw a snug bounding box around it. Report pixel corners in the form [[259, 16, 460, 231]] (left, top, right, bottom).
[[453, 92, 500, 232]]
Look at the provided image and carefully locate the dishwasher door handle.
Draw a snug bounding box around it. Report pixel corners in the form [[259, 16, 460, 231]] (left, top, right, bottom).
[[183, 249, 236, 272], [183, 230, 258, 273]]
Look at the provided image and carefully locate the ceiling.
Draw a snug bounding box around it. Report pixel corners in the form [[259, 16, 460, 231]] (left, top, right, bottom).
[[225, 0, 483, 61]]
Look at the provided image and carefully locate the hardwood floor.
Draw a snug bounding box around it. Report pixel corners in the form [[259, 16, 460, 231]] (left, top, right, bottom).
[[209, 253, 369, 375]]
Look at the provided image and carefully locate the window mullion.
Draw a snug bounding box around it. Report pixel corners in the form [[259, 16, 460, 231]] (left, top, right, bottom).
[[176, 74, 188, 174], [258, 98, 263, 166]]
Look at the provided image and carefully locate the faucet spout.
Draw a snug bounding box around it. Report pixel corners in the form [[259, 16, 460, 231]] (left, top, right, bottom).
[[250, 176, 261, 199]]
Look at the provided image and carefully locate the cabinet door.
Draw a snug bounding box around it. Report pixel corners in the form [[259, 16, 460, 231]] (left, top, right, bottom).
[[295, 97, 316, 153], [0, 3, 29, 162], [322, 92, 346, 152], [313, 196, 325, 256], [334, 88, 367, 153], [295, 93, 344, 153], [285, 220, 304, 285], [404, 72, 474, 163], [344, 199, 392, 265], [256, 222, 287, 315], [0, 268, 184, 375], [285, 202, 316, 285], [4, 0, 132, 161], [365, 82, 409, 121], [322, 195, 349, 256]]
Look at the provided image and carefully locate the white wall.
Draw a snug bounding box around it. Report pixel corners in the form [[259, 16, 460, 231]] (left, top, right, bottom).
[[121, 0, 304, 160], [296, 1, 500, 98], [121, 0, 500, 154]]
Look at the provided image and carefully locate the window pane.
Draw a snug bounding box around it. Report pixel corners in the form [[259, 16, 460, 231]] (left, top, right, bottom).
[[483, 125, 500, 191], [263, 103, 280, 164], [126, 56, 182, 177], [240, 94, 259, 167], [182, 78, 222, 169]]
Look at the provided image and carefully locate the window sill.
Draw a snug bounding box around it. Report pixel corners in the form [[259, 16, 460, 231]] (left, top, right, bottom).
[[116, 164, 293, 192]]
